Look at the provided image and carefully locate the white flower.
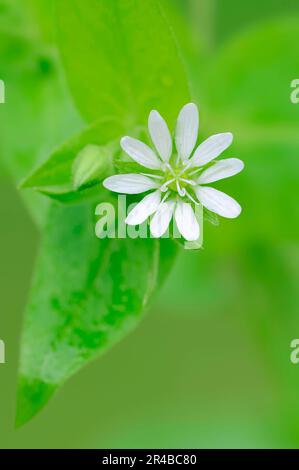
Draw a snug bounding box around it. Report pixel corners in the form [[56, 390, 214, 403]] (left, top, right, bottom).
[[103, 103, 244, 242]]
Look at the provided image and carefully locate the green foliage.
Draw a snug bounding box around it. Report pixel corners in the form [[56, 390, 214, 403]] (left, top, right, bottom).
[[16, 201, 173, 426], [1, 0, 299, 448], [56, 0, 190, 127], [20, 120, 124, 203], [14, 0, 191, 424]]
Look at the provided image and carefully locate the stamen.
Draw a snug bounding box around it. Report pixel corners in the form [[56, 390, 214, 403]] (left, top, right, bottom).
[[185, 189, 200, 205], [175, 154, 181, 166], [179, 160, 192, 174], [176, 180, 186, 197], [188, 168, 202, 177], [161, 191, 170, 204], [164, 163, 176, 177], [141, 173, 163, 180], [180, 178, 196, 186], [160, 178, 175, 192], [157, 191, 171, 212]]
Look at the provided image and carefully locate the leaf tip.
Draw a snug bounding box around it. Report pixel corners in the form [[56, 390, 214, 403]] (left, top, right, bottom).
[[15, 376, 57, 428]]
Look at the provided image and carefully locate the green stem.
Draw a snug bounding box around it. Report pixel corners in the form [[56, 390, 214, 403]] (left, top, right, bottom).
[[189, 0, 216, 55]]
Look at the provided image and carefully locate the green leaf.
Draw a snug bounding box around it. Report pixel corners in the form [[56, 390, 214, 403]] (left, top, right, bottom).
[[20, 119, 124, 203], [16, 200, 176, 426], [56, 0, 190, 126], [15, 0, 187, 426]]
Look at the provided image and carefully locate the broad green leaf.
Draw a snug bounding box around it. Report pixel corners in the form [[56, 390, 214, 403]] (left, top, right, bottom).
[[20, 119, 124, 203], [16, 200, 175, 426], [56, 0, 190, 127], [28, 0, 56, 43], [15, 0, 186, 426]]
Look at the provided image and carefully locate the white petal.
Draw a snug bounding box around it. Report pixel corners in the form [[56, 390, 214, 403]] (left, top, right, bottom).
[[175, 201, 200, 241], [195, 186, 241, 218], [148, 110, 172, 162], [175, 103, 199, 161], [121, 136, 162, 169], [125, 190, 161, 225], [190, 133, 233, 167], [198, 158, 244, 184], [103, 174, 159, 194], [150, 201, 175, 238]]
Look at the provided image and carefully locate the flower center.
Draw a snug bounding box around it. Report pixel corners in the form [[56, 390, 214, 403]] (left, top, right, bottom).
[[160, 162, 196, 198]]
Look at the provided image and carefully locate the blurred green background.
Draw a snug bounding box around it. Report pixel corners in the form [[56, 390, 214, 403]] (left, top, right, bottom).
[[1, 0, 299, 448]]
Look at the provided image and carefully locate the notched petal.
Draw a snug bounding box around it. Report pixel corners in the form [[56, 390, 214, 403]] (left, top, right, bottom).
[[191, 132, 233, 167], [150, 201, 175, 238], [175, 103, 199, 161], [175, 201, 200, 241], [148, 110, 172, 162], [103, 174, 159, 194], [195, 186, 241, 218], [125, 190, 161, 225], [198, 158, 244, 184], [121, 136, 162, 170]]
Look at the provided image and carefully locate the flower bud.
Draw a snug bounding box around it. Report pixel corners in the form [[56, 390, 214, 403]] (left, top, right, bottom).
[[72, 144, 113, 190]]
